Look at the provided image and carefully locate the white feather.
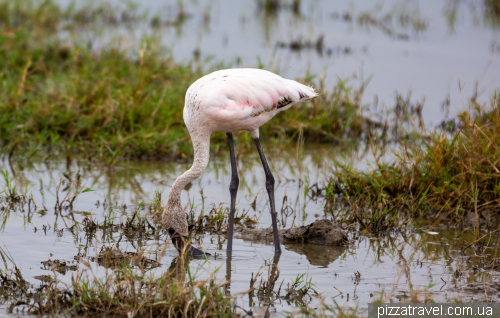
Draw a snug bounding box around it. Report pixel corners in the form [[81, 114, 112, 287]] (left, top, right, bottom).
[[183, 68, 318, 134]]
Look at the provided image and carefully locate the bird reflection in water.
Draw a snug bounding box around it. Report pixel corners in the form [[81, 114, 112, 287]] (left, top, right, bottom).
[[164, 255, 190, 283], [224, 251, 281, 307]]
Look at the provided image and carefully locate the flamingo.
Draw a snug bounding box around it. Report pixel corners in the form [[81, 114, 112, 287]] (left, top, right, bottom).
[[162, 68, 318, 256]]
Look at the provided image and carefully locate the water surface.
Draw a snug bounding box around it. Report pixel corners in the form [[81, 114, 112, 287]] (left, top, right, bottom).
[[57, 0, 500, 124], [2, 144, 499, 316]]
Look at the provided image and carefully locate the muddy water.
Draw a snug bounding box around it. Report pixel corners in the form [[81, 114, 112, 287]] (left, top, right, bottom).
[[1, 144, 500, 316]]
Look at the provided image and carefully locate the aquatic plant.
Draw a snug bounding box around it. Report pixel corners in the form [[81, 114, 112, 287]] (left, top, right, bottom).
[[327, 93, 500, 229], [0, 250, 232, 316]]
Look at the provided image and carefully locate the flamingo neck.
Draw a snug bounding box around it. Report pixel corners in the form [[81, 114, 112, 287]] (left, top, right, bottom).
[[163, 132, 211, 236]]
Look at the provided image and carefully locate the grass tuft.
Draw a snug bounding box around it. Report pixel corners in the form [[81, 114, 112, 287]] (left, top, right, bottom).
[[327, 93, 500, 229], [0, 0, 422, 161]]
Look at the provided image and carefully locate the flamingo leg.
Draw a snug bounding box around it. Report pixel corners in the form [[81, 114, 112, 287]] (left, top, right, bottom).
[[270, 252, 281, 280], [226, 132, 239, 252], [225, 251, 232, 295], [253, 137, 282, 253]]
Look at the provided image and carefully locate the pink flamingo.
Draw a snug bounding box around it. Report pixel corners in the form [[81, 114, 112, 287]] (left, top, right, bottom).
[[162, 68, 318, 256]]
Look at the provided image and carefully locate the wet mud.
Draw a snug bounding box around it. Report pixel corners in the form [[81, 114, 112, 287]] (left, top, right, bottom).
[[232, 219, 349, 267], [41, 259, 78, 274], [96, 246, 160, 269], [234, 219, 348, 246]]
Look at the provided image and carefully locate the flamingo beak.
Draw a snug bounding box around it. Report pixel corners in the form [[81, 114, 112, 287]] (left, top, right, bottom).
[[168, 228, 211, 257]]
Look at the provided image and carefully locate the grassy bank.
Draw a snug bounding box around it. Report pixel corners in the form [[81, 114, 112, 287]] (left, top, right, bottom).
[[326, 94, 500, 228], [0, 0, 411, 162], [0, 0, 202, 160]]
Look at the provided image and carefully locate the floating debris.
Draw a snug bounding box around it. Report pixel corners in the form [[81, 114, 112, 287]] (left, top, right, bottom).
[[41, 259, 78, 274], [97, 246, 160, 269]]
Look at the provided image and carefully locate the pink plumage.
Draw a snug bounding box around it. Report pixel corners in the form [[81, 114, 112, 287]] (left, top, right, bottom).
[[163, 68, 319, 256], [183, 68, 318, 137]]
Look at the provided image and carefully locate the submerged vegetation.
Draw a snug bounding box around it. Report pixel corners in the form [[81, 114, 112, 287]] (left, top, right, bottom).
[[0, 179, 333, 317], [2, 168, 499, 316], [0, 245, 233, 316]]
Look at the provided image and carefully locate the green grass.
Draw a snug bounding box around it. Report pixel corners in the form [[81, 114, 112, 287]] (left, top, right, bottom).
[[327, 93, 500, 228], [0, 0, 202, 160], [0, 0, 380, 161]]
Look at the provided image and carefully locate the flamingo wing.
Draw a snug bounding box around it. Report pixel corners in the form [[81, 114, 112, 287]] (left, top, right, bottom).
[[191, 68, 318, 120]]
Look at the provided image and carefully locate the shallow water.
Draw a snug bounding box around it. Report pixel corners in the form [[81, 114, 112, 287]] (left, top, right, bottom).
[[56, 0, 500, 124], [1, 144, 500, 316], [2, 0, 500, 316]]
